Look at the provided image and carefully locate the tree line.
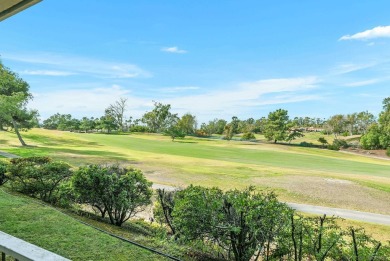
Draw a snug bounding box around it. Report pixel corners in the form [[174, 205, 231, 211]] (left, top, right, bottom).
[[1, 61, 389, 151], [0, 158, 389, 260]]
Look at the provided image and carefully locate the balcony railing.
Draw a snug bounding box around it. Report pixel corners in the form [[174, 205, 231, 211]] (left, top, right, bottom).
[[0, 231, 70, 261]]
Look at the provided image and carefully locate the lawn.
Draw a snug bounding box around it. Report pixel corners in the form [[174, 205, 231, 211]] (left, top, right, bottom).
[[1, 129, 390, 214], [0, 189, 172, 261]]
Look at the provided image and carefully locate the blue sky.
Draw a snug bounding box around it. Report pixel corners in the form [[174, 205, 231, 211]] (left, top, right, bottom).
[[1, 0, 390, 123]]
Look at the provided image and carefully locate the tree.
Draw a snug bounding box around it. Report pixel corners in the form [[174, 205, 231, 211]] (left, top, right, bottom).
[[318, 137, 328, 148], [346, 113, 358, 136], [326, 114, 346, 138], [287, 129, 304, 143], [72, 164, 153, 226], [0, 62, 37, 146], [79, 117, 95, 133], [177, 113, 197, 135], [360, 97, 390, 149], [98, 115, 118, 133], [215, 119, 227, 134], [164, 124, 185, 141], [223, 123, 234, 140], [105, 98, 127, 132], [356, 111, 375, 135], [142, 101, 177, 133], [264, 109, 290, 143]]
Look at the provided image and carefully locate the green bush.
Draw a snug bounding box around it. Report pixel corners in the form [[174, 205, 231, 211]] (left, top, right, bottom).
[[387, 147, 390, 157], [241, 132, 256, 140], [328, 139, 349, 150], [0, 160, 9, 186], [300, 141, 314, 147], [72, 164, 153, 226], [194, 130, 208, 137], [129, 125, 150, 132], [7, 157, 72, 203]]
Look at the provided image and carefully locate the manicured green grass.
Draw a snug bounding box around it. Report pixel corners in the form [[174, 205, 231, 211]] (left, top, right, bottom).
[[2, 129, 390, 214], [0, 189, 172, 260]]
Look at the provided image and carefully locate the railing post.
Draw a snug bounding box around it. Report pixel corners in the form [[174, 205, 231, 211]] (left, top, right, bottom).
[[1, 252, 5, 261]]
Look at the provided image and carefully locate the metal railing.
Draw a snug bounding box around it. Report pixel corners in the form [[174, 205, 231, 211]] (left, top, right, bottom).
[[0, 231, 70, 261]]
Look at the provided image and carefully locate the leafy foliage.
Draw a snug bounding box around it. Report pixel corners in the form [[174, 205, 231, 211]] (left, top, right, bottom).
[[318, 137, 328, 148], [164, 124, 186, 141], [0, 160, 9, 186], [0, 62, 37, 145], [142, 101, 178, 133], [172, 186, 292, 260], [360, 97, 390, 150], [72, 164, 153, 226], [241, 132, 256, 140], [7, 157, 72, 203], [264, 109, 291, 143]]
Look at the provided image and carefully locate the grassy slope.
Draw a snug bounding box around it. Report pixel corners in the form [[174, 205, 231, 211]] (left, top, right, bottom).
[[1, 129, 390, 214], [0, 189, 168, 261]]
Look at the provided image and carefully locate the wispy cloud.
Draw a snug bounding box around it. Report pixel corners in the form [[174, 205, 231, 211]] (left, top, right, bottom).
[[163, 77, 320, 120], [331, 63, 376, 75], [160, 86, 200, 93], [20, 70, 75, 76], [161, 46, 187, 54], [343, 79, 381, 87], [30, 76, 320, 122], [340, 25, 390, 41], [2, 52, 152, 79], [30, 85, 148, 119]]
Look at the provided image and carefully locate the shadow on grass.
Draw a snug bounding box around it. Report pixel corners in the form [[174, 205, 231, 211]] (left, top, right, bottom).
[[0, 139, 10, 145], [4, 146, 131, 163], [174, 140, 198, 144], [23, 133, 102, 147]]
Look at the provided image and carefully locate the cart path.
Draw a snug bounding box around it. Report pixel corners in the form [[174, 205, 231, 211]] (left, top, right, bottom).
[[0, 151, 20, 158], [152, 184, 390, 226]]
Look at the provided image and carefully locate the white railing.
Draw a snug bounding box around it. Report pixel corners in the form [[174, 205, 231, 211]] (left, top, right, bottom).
[[0, 231, 70, 261]]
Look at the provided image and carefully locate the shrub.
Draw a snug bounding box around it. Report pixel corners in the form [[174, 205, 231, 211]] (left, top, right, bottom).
[[0, 160, 9, 186], [7, 157, 72, 203], [387, 147, 390, 157], [194, 130, 208, 137], [328, 139, 348, 150], [72, 164, 153, 226], [172, 186, 291, 260], [241, 132, 256, 140], [129, 125, 150, 132], [318, 137, 328, 148], [300, 141, 314, 147]]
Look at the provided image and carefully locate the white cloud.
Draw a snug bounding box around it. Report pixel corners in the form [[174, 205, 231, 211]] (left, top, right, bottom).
[[162, 77, 320, 121], [340, 25, 390, 41], [29, 76, 320, 122], [30, 85, 148, 119], [161, 46, 187, 54], [331, 63, 376, 75], [20, 70, 75, 76], [343, 79, 380, 87], [2, 52, 152, 79], [160, 86, 200, 93]]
